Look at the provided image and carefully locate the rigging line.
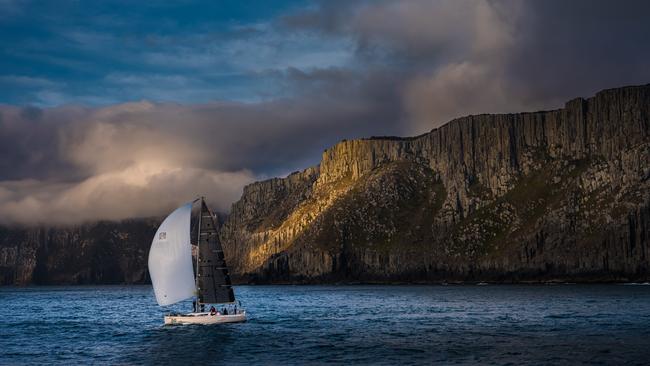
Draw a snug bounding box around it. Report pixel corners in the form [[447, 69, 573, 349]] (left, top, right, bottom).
[[194, 197, 202, 312]]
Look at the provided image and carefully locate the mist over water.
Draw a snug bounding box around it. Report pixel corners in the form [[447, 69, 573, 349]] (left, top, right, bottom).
[[2, 285, 650, 365]]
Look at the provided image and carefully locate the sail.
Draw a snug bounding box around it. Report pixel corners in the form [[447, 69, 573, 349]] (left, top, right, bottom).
[[148, 202, 196, 306], [197, 200, 235, 304]]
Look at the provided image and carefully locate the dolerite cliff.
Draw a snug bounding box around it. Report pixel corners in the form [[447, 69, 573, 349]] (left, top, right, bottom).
[[1, 84, 649, 285], [220, 84, 650, 283], [0, 220, 158, 285]]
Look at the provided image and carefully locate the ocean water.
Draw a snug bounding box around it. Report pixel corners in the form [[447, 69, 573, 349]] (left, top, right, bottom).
[[1, 285, 650, 365]]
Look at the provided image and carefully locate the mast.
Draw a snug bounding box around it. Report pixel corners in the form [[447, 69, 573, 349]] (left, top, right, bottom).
[[194, 197, 202, 312]]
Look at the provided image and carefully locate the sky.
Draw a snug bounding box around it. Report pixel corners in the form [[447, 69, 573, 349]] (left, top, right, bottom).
[[1, 0, 650, 225]]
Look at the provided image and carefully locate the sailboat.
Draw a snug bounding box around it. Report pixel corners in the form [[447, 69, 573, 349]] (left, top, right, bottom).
[[148, 197, 246, 325]]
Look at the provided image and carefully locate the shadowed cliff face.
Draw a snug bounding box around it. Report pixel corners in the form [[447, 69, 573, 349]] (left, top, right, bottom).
[[0, 220, 159, 285], [221, 84, 650, 283]]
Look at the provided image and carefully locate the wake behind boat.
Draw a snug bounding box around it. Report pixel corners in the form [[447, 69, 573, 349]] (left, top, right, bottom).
[[148, 197, 246, 325]]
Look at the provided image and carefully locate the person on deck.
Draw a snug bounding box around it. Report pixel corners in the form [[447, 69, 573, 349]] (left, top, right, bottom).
[[210, 306, 216, 316], [223, 307, 229, 315]]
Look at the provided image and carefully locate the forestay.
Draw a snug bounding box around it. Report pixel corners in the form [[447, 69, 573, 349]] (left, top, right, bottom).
[[148, 202, 196, 306]]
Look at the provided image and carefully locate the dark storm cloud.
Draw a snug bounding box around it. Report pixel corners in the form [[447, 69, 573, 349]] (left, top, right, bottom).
[[1, 0, 649, 224], [0, 105, 83, 181], [507, 0, 650, 106], [283, 0, 650, 131]]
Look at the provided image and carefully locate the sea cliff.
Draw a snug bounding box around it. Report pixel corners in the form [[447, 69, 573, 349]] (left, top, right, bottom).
[[1, 84, 649, 284], [0, 220, 158, 285], [220, 84, 650, 283]]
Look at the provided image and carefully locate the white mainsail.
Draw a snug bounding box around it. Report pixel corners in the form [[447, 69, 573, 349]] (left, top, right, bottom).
[[148, 202, 196, 306]]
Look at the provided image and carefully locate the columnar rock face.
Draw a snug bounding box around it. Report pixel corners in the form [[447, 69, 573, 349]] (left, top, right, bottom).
[[0, 220, 158, 285], [221, 84, 650, 283], [1, 85, 648, 285]]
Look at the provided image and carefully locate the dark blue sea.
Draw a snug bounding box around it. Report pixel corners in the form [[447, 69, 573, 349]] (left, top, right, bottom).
[[2, 285, 650, 365]]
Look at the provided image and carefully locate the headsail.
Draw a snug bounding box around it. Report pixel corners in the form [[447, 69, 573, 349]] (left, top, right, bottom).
[[197, 200, 236, 304], [148, 202, 196, 306]]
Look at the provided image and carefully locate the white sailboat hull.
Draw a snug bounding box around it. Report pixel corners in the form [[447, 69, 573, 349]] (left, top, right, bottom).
[[164, 311, 247, 325]]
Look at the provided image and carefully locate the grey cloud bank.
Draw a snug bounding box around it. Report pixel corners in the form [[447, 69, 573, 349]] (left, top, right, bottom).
[[0, 90, 397, 224]]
